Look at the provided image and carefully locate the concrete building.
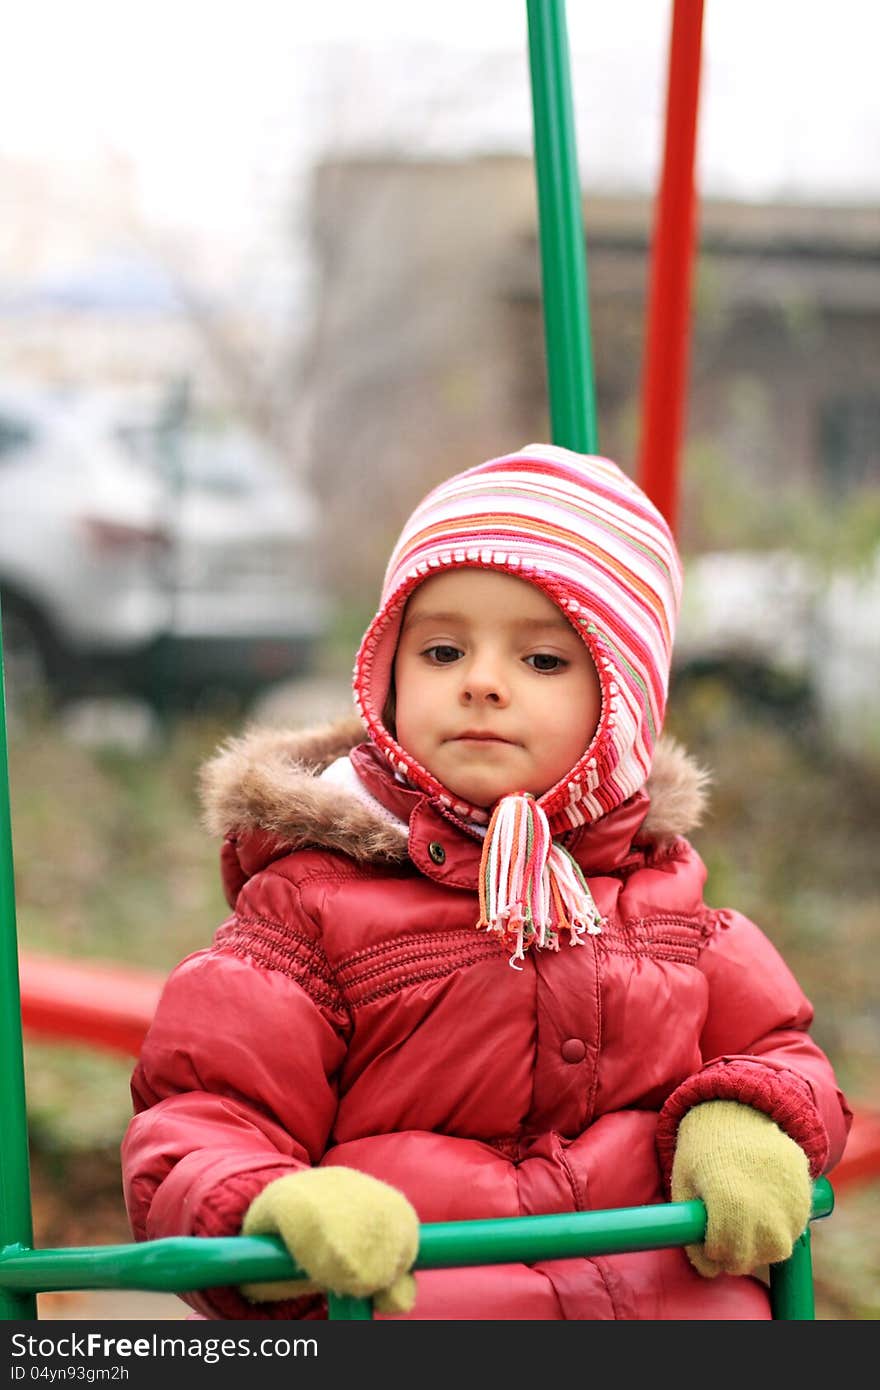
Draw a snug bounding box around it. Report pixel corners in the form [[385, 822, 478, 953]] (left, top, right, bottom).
[[304, 155, 880, 600]]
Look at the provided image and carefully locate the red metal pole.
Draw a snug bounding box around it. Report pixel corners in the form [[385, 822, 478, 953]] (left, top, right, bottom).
[[637, 0, 705, 535]]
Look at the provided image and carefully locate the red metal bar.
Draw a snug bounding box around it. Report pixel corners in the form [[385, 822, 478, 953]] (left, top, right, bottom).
[[19, 951, 163, 1058], [829, 1108, 880, 1193], [637, 0, 705, 534]]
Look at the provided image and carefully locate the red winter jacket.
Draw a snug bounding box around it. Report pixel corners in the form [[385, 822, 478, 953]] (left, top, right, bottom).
[[122, 718, 852, 1320]]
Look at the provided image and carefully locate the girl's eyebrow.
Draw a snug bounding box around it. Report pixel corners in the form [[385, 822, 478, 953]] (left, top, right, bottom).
[[400, 606, 467, 633], [401, 611, 464, 631], [402, 610, 572, 634]]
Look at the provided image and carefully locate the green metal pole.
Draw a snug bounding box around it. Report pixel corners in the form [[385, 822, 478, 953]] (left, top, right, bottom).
[[769, 1228, 816, 1320], [768, 1177, 834, 1320], [327, 1293, 373, 1320], [526, 0, 597, 452], [0, 607, 37, 1318], [767, 1173, 839, 1312]]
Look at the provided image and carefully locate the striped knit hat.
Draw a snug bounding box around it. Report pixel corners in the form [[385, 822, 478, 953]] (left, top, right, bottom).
[[353, 443, 682, 962]]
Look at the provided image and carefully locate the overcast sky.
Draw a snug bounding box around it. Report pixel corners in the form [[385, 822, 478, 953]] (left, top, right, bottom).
[[3, 1, 878, 304]]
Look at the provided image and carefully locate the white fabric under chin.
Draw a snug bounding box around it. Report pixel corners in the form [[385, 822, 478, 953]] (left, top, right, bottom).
[[319, 755, 409, 839]]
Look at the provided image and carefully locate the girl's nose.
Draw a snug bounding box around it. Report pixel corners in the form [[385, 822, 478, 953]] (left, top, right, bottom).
[[461, 659, 509, 705]]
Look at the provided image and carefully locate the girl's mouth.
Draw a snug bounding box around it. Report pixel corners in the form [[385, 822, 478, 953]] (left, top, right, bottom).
[[453, 731, 514, 744]]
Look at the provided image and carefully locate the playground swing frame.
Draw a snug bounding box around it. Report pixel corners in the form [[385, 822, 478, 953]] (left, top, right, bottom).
[[0, 0, 835, 1322]]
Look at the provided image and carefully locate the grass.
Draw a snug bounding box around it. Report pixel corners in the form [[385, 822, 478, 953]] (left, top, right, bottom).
[[6, 677, 880, 1318]]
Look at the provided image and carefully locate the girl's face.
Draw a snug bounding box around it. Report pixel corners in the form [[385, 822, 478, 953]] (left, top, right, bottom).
[[392, 569, 602, 809]]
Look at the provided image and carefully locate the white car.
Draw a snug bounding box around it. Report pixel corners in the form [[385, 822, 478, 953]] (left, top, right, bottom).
[[0, 382, 329, 716], [675, 546, 880, 757], [675, 549, 818, 683]]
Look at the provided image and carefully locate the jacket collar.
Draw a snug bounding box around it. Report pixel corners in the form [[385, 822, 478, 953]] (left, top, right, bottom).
[[200, 714, 709, 888]]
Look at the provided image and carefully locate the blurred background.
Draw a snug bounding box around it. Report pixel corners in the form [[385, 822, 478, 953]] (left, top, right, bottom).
[[1, 0, 878, 1318]]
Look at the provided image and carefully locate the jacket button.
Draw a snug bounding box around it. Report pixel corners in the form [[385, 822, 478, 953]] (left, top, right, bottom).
[[561, 1038, 586, 1063], [428, 841, 446, 865]]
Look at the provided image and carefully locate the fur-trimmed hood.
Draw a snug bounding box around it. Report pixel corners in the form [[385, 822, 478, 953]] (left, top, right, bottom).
[[199, 716, 709, 865]]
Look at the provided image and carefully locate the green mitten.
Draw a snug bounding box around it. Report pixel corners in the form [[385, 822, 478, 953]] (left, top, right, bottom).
[[240, 1167, 419, 1313], [671, 1100, 812, 1278]]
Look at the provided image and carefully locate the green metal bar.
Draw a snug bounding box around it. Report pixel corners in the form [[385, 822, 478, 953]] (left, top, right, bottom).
[[0, 1180, 834, 1308], [0, 1235, 299, 1295], [0, 608, 37, 1319], [526, 0, 597, 452], [0, 1205, 705, 1295], [321, 1178, 835, 1320], [415, 1198, 706, 1267]]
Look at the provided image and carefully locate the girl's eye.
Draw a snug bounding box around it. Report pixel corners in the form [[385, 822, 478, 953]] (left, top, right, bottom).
[[526, 653, 567, 672], [424, 645, 463, 664]]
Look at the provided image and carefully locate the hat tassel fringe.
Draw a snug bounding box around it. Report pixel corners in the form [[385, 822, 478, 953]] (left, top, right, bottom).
[[477, 793, 603, 970]]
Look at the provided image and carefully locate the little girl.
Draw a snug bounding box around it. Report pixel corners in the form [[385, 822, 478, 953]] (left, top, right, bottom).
[[122, 443, 851, 1320]]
